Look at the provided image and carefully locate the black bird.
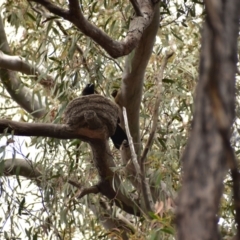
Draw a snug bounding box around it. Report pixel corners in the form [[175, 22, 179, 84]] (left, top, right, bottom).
[[81, 83, 128, 149], [110, 124, 129, 149], [81, 83, 95, 95]]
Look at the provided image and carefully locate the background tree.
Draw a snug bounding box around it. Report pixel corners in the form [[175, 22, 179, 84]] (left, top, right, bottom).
[[0, 0, 239, 240], [176, 1, 240, 240]]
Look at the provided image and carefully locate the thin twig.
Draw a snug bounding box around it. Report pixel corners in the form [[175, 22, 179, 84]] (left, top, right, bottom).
[[67, 179, 82, 189], [55, 21, 91, 74], [140, 52, 173, 169], [123, 107, 141, 181], [123, 107, 154, 213], [138, 52, 173, 214]]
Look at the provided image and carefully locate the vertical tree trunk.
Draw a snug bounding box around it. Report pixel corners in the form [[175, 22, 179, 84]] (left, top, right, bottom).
[[176, 1, 240, 239]]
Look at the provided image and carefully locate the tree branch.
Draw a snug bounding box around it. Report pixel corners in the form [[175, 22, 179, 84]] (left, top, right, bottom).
[[90, 140, 141, 216], [28, 0, 157, 58], [129, 0, 143, 16], [0, 119, 106, 141], [140, 52, 173, 169], [77, 185, 100, 199], [123, 107, 141, 181], [29, 0, 69, 18], [89, 201, 135, 240], [3, 158, 42, 186], [123, 107, 154, 214], [54, 20, 91, 75], [138, 52, 173, 213], [0, 15, 46, 118], [0, 51, 55, 89], [0, 93, 141, 216]]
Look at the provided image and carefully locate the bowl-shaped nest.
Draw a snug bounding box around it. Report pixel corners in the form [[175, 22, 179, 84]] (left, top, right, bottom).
[[64, 94, 119, 137]]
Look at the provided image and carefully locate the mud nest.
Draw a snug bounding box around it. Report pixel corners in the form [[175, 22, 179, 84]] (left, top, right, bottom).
[[64, 94, 119, 137]]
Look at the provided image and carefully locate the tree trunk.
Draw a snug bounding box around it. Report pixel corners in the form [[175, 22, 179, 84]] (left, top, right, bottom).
[[176, 1, 240, 239]]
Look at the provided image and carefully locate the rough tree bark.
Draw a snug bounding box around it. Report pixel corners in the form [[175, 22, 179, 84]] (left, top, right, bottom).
[[176, 1, 240, 239]]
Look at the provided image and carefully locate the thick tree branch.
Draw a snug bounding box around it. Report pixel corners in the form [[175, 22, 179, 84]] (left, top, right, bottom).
[[28, 0, 157, 58], [0, 95, 119, 140], [120, 2, 160, 154], [3, 158, 42, 186], [0, 119, 101, 140], [0, 70, 46, 118], [90, 140, 141, 216], [0, 15, 46, 118], [0, 51, 54, 89], [0, 119, 140, 215]]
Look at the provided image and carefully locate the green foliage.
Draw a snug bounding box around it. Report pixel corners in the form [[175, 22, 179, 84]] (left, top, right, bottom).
[[0, 0, 239, 239]]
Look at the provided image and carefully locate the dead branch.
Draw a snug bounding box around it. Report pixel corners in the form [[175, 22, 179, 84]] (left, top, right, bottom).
[[123, 107, 141, 180], [54, 21, 91, 75], [123, 107, 154, 213]]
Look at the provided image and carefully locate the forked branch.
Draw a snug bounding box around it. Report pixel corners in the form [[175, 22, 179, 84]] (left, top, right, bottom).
[[28, 0, 157, 58]]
